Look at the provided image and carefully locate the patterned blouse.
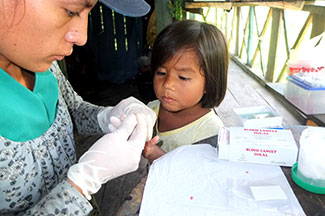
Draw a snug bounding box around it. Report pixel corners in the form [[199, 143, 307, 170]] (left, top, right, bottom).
[[0, 62, 105, 215]]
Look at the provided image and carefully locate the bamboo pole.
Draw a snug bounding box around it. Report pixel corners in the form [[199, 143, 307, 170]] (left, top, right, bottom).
[[235, 7, 241, 56], [250, 8, 272, 74], [276, 13, 313, 82], [228, 7, 237, 50], [247, 7, 254, 65], [239, 13, 250, 59], [265, 8, 282, 82]]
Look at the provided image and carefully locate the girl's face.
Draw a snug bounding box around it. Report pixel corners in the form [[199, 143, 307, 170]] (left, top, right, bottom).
[[154, 49, 206, 112], [0, 0, 97, 72]]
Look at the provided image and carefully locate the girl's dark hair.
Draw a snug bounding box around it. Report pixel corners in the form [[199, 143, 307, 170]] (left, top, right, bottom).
[[151, 19, 229, 108]]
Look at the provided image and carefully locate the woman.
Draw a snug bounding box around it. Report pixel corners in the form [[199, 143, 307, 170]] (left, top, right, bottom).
[[0, 0, 155, 215]]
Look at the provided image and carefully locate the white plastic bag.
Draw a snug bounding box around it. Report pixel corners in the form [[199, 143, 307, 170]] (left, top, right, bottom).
[[297, 127, 325, 187]]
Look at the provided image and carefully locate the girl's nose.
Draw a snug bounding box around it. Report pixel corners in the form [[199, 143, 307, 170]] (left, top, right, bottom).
[[163, 75, 176, 90], [65, 15, 88, 46]]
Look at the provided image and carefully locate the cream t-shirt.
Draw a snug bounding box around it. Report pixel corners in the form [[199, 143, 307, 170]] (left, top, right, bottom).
[[147, 100, 224, 152]]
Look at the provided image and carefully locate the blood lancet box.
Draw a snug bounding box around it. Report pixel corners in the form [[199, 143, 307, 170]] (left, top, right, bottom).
[[218, 127, 298, 167]]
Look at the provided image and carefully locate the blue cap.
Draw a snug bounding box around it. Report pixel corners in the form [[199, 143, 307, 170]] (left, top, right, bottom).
[[99, 0, 151, 17]]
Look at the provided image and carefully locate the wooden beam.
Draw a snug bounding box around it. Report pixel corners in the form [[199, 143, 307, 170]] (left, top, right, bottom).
[[311, 13, 325, 38], [303, 4, 325, 15], [265, 8, 282, 82], [185, 1, 309, 10], [185, 2, 232, 10], [249, 0, 305, 10], [185, 8, 204, 15]]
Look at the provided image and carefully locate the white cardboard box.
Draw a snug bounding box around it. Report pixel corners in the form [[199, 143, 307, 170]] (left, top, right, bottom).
[[218, 127, 298, 167], [233, 106, 283, 128]]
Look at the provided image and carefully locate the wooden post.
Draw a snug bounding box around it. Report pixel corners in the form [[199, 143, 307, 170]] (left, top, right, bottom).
[[235, 7, 240, 56], [247, 7, 254, 65], [155, 0, 173, 34], [220, 10, 225, 34], [225, 10, 228, 43], [227, 7, 237, 51], [215, 8, 218, 28], [189, 11, 195, 20], [265, 8, 282, 82]]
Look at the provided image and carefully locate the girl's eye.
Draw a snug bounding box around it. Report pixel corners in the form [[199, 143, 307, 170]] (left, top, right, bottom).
[[66, 9, 80, 17], [155, 71, 166, 76], [179, 76, 190, 81]]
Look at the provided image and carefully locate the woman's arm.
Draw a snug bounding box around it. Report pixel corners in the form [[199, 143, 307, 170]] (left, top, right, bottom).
[[50, 61, 106, 135], [25, 180, 93, 215]]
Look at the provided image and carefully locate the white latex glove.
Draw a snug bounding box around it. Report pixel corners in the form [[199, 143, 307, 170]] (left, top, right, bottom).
[[98, 96, 156, 141], [68, 113, 146, 200]]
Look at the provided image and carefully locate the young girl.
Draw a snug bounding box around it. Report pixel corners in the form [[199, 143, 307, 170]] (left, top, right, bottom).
[[143, 19, 229, 163], [117, 20, 229, 215]]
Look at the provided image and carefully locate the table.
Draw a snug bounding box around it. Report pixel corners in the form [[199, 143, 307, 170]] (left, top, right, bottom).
[[139, 126, 325, 216], [281, 126, 325, 216]]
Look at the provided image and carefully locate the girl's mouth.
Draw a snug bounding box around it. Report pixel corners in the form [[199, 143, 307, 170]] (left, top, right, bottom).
[[162, 96, 174, 103]]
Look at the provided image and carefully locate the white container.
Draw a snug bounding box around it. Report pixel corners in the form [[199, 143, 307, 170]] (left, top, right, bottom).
[[218, 127, 298, 167], [233, 106, 282, 128], [285, 78, 325, 114]]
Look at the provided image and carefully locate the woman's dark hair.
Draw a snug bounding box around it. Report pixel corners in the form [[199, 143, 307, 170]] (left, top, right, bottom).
[[151, 19, 229, 108]]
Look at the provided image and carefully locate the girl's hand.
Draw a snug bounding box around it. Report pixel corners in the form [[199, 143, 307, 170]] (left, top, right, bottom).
[[142, 135, 160, 158], [142, 136, 165, 163]]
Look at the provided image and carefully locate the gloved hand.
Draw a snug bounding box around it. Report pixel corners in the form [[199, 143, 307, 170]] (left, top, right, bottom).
[[98, 96, 156, 141], [68, 113, 146, 200]]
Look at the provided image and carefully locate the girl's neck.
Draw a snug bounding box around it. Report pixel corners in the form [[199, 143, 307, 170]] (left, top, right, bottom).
[[158, 103, 210, 132]]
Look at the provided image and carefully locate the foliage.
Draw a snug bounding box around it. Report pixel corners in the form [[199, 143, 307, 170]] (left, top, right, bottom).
[[169, 0, 184, 20]]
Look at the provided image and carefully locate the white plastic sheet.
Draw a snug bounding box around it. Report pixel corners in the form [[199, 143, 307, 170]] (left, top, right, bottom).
[[139, 144, 305, 216]]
